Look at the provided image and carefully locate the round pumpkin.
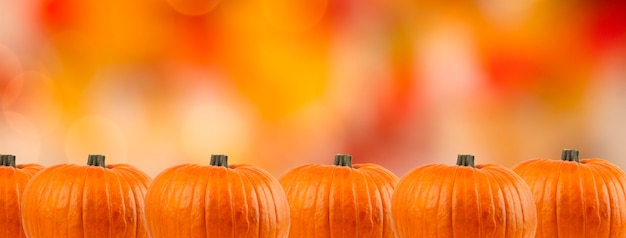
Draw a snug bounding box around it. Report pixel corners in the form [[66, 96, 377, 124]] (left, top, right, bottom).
[[513, 149, 626, 237], [144, 154, 290, 237], [0, 155, 44, 238], [392, 154, 537, 237], [21, 154, 152, 237], [278, 154, 399, 237]]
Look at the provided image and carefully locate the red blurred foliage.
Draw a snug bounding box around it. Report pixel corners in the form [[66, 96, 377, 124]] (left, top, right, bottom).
[[586, 0, 626, 53], [39, 0, 79, 31], [163, 12, 228, 66], [483, 48, 542, 96]]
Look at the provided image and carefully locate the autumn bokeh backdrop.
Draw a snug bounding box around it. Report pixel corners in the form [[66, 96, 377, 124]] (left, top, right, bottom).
[[1, 0, 625, 177]]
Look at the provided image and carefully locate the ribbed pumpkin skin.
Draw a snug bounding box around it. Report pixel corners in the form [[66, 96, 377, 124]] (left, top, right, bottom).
[[392, 156, 537, 238], [0, 161, 43, 238], [21, 157, 152, 237], [278, 156, 399, 237], [513, 154, 626, 237], [144, 159, 291, 237]]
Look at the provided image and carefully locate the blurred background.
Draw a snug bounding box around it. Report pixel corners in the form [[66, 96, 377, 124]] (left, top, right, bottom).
[[0, 0, 625, 178]]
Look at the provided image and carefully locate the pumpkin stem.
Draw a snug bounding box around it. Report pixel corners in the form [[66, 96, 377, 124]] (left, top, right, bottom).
[[334, 154, 353, 168], [0, 155, 16, 168], [561, 149, 580, 163], [210, 154, 229, 168], [456, 154, 475, 168], [87, 154, 106, 168]]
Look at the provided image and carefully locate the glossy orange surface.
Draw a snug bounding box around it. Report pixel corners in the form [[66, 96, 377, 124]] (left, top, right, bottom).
[[145, 155, 290, 237], [0, 156, 43, 238], [279, 154, 399, 237], [20, 155, 151, 237], [513, 150, 626, 237], [392, 155, 537, 237]]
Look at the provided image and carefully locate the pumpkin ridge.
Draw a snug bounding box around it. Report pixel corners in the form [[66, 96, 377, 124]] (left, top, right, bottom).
[[392, 164, 439, 236], [82, 163, 104, 235], [160, 165, 188, 235], [34, 166, 67, 236], [186, 165, 206, 236], [452, 166, 474, 237], [449, 165, 460, 237], [358, 168, 384, 237], [433, 166, 456, 236], [595, 164, 618, 235], [589, 162, 625, 235], [12, 168, 27, 237], [72, 165, 89, 237], [328, 165, 353, 236], [111, 166, 138, 237], [110, 164, 151, 236], [348, 164, 359, 237], [236, 167, 260, 237], [55, 166, 73, 236], [324, 165, 338, 237], [577, 162, 587, 236], [243, 165, 272, 237], [521, 160, 550, 237], [2, 165, 11, 237], [246, 166, 288, 237], [495, 167, 538, 237], [103, 168, 114, 236], [358, 164, 398, 186], [515, 166, 539, 237], [280, 165, 315, 236], [482, 168, 508, 236], [176, 166, 194, 237], [472, 167, 483, 237], [204, 166, 222, 237], [198, 164, 213, 237], [478, 168, 499, 236], [233, 169, 252, 236], [548, 160, 564, 236], [553, 159, 566, 237], [226, 167, 236, 237], [483, 168, 511, 237], [306, 164, 334, 236], [584, 165, 605, 236]]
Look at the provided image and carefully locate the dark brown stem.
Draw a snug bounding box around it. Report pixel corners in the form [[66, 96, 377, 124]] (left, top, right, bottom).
[[0, 155, 16, 168], [456, 154, 475, 168], [334, 154, 353, 168], [210, 154, 229, 168], [87, 154, 106, 168], [561, 149, 580, 163]]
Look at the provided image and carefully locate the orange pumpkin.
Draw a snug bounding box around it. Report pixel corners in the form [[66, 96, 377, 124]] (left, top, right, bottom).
[[392, 154, 537, 237], [21, 154, 152, 237], [279, 154, 399, 237], [144, 154, 290, 237], [513, 149, 626, 237], [0, 155, 44, 238]]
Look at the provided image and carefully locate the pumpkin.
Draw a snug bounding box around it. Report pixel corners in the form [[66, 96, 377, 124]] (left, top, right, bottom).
[[144, 154, 290, 237], [391, 154, 537, 237], [512, 149, 626, 237], [278, 154, 399, 237], [0, 155, 44, 238], [21, 154, 152, 237]]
